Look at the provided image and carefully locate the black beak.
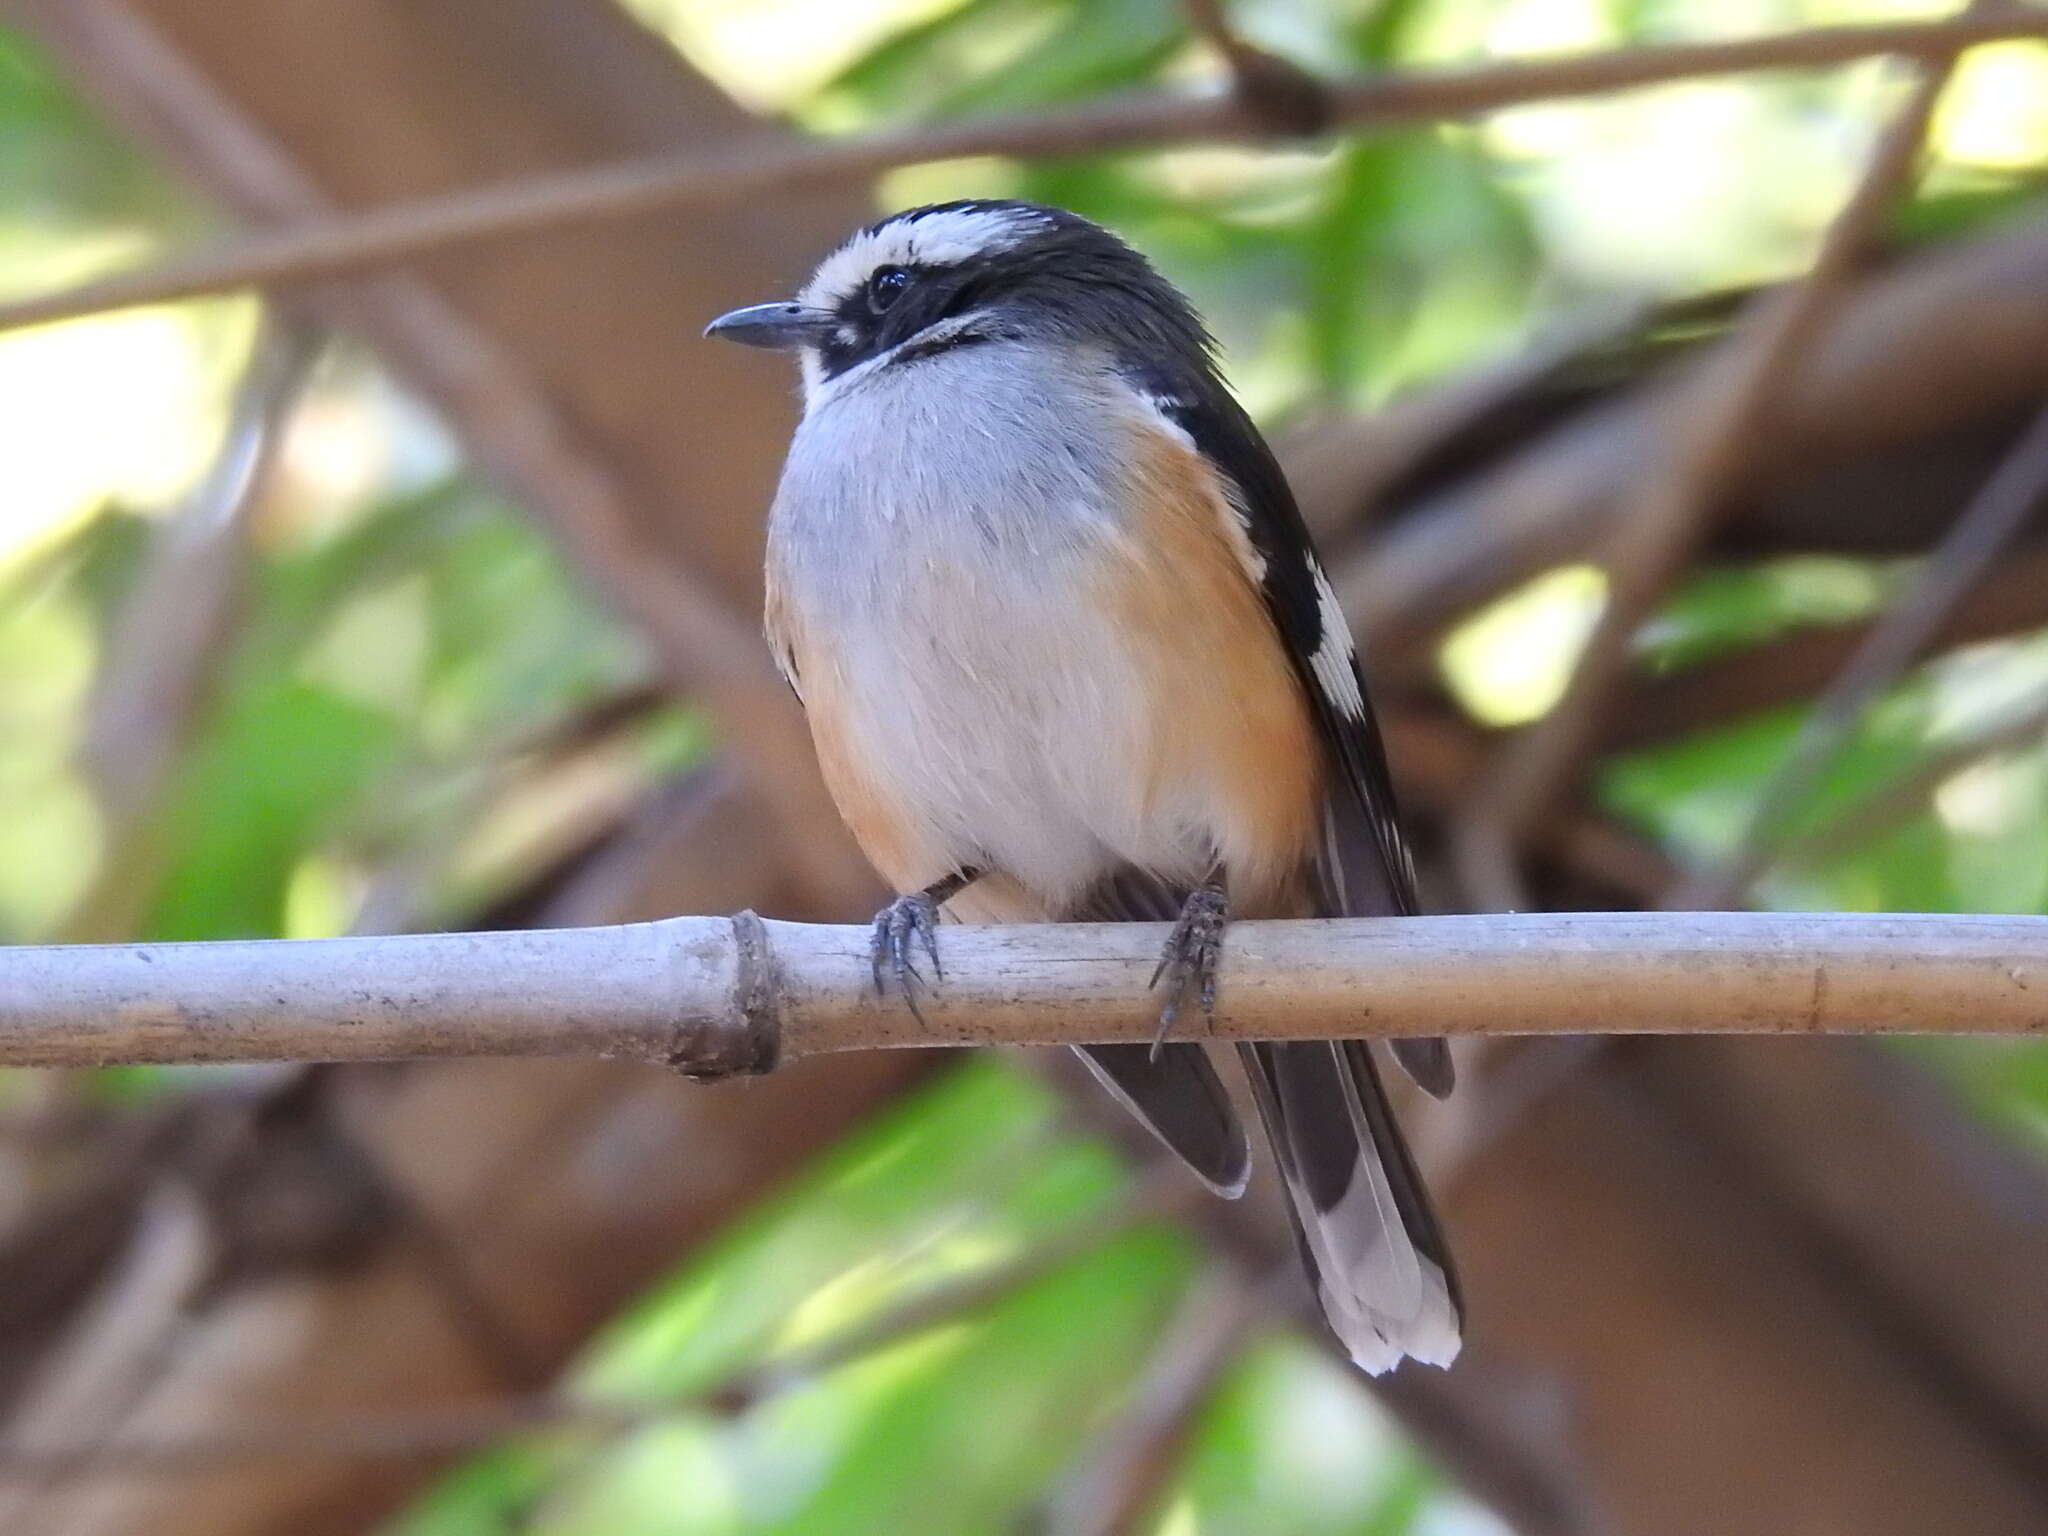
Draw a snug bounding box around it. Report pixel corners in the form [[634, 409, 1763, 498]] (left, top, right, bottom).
[[703, 301, 836, 350]]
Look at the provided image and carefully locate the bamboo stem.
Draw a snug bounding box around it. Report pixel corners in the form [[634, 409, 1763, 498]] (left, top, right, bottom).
[[0, 910, 2042, 1073]]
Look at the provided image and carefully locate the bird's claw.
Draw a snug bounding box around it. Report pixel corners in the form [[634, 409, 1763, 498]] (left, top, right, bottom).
[[1149, 884, 1226, 1061], [871, 891, 943, 1022]]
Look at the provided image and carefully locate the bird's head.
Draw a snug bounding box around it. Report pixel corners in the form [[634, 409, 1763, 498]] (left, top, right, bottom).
[[705, 200, 1213, 408]]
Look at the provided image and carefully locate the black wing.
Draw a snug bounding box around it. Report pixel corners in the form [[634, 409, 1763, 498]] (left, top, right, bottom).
[[1127, 366, 1462, 1372], [1131, 367, 1448, 1089], [1067, 866, 1251, 1199]]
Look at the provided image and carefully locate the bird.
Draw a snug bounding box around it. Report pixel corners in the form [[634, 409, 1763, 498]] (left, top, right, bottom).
[[707, 200, 1460, 1373]]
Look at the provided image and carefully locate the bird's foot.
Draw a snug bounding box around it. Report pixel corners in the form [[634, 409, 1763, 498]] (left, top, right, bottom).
[[870, 890, 945, 1023], [1149, 882, 1227, 1060]]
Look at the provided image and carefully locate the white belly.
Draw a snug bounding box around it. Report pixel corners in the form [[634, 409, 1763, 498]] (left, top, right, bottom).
[[823, 560, 1213, 906], [767, 335, 1333, 916], [766, 343, 1218, 909]]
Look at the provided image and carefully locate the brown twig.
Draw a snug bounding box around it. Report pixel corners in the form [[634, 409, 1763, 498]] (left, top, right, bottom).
[[1340, 218, 2048, 669], [1454, 56, 1964, 910], [1284, 298, 1650, 546], [1671, 403, 2048, 907], [0, 1189, 209, 1520], [0, 1174, 1186, 1476], [0, 14, 2040, 337], [1179, 0, 1332, 134]]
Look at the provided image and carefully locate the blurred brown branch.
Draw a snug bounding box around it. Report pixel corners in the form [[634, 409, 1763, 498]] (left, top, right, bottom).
[[1455, 54, 1963, 908], [78, 318, 319, 826], [1340, 218, 2048, 668], [1, 910, 2046, 1071], [0, 1172, 1188, 1477], [1179, 0, 1333, 134], [0, 12, 2042, 336], [1673, 402, 2048, 907]]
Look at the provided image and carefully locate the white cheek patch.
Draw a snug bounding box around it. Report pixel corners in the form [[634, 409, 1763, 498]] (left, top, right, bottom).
[[1309, 564, 1367, 721], [798, 205, 1050, 311], [802, 311, 1003, 415]]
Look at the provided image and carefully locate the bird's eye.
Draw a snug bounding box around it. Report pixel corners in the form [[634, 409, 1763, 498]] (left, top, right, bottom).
[[867, 266, 911, 313]]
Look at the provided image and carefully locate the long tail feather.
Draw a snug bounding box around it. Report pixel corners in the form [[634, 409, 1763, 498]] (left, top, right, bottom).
[[1075, 1043, 1250, 1198], [1239, 1039, 1461, 1372]]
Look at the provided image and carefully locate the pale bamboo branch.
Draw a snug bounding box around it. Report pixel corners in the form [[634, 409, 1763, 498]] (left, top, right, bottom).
[[0, 13, 2040, 337], [0, 911, 2044, 1073]]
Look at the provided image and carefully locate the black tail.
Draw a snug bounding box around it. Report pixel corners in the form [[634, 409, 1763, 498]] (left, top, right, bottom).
[[1074, 1043, 1250, 1198], [1239, 1038, 1462, 1372]]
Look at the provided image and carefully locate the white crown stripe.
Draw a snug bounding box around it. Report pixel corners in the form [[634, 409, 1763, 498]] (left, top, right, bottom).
[[798, 207, 1051, 311]]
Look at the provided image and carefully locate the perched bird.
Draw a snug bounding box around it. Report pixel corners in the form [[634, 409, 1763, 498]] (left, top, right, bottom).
[[708, 201, 1460, 1373]]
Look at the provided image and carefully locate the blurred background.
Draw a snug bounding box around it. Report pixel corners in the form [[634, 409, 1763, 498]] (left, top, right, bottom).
[[0, 0, 2045, 1531]]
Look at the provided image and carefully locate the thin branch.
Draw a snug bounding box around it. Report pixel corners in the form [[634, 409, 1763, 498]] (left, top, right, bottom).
[[79, 317, 320, 823], [1602, 546, 2048, 756], [1179, 0, 1333, 134], [1340, 217, 2048, 672], [0, 1187, 209, 1517], [60, 317, 322, 945], [1672, 403, 2048, 907], [1774, 680, 2048, 873], [1032, 1267, 1261, 1536], [1454, 53, 1964, 910], [0, 910, 2046, 1072], [0, 14, 2040, 336]]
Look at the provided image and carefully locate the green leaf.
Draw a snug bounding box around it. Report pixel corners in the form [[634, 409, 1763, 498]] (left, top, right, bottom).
[[1159, 1334, 1458, 1535], [1305, 131, 1537, 402], [814, 0, 1181, 127], [141, 677, 397, 940], [1893, 178, 2048, 247], [394, 1061, 1142, 1534], [1637, 558, 1894, 673]]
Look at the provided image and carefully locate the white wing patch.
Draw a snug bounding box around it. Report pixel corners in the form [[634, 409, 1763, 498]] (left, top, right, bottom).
[[799, 206, 1051, 311], [1308, 564, 1367, 721]]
